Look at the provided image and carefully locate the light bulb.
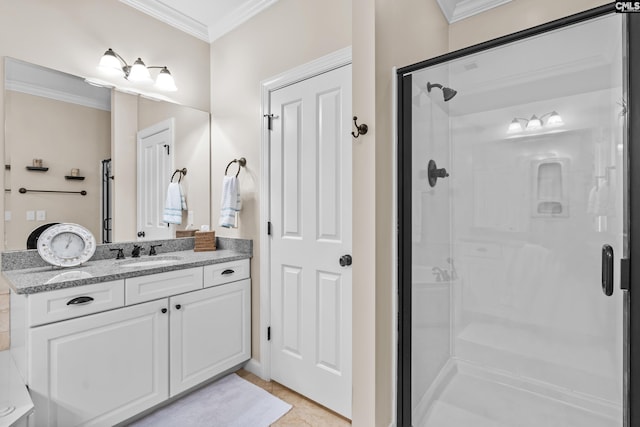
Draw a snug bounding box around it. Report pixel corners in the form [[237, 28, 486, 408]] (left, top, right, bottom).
[[526, 114, 542, 130], [155, 67, 177, 91], [507, 118, 523, 134], [128, 58, 152, 82], [98, 48, 124, 76], [546, 111, 564, 126]]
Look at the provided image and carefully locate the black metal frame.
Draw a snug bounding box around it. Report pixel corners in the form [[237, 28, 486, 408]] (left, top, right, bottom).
[[396, 4, 637, 426]]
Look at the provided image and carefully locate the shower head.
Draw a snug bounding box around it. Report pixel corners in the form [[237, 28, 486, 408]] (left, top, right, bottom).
[[427, 82, 457, 102]]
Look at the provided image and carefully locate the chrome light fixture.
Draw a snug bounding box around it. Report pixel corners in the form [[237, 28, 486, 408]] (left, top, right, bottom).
[[98, 48, 177, 91], [507, 111, 563, 134]]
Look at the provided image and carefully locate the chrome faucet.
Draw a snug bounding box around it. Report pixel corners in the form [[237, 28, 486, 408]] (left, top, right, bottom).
[[432, 267, 450, 282], [447, 257, 458, 280]]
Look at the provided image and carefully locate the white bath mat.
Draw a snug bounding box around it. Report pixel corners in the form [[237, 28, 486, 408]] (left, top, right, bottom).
[[128, 373, 292, 427]]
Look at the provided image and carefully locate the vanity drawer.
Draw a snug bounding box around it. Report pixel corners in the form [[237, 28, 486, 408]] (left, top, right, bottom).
[[125, 267, 203, 305], [28, 280, 125, 327], [203, 259, 250, 288]]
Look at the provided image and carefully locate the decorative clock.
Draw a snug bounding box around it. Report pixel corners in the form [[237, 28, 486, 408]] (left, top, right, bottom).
[[37, 223, 96, 267]]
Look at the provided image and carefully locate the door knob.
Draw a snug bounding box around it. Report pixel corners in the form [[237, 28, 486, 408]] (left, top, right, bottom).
[[339, 255, 352, 267], [137, 231, 146, 237]]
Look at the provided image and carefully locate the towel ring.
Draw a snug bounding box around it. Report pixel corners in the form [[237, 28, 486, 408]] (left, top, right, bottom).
[[171, 168, 187, 183], [225, 157, 247, 178]]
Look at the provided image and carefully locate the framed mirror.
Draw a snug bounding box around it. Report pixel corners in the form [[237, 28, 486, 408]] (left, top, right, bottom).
[[3, 57, 211, 250]]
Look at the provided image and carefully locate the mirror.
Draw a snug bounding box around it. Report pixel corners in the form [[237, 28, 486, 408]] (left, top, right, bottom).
[[3, 58, 211, 250]]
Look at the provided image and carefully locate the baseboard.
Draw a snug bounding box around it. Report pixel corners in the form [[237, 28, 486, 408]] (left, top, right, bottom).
[[243, 358, 265, 379]]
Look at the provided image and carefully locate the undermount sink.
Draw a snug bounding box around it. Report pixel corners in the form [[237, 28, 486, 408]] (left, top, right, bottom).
[[118, 256, 183, 268]]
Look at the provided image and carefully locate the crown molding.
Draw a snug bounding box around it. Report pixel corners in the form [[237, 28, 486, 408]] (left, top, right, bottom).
[[120, 0, 210, 42], [208, 0, 279, 42], [436, 0, 512, 23], [6, 81, 111, 111]]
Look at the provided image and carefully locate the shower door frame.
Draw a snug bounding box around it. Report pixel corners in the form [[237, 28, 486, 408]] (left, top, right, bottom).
[[396, 4, 640, 426]]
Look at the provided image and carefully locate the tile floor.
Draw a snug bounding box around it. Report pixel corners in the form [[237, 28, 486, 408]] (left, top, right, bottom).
[[236, 369, 351, 427]]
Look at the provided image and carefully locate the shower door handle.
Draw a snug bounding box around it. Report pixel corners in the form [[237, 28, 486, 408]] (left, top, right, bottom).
[[602, 244, 614, 296]]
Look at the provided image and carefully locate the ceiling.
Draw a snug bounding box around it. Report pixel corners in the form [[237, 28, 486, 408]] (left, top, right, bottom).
[[120, 0, 278, 43], [121, 0, 511, 44], [436, 0, 512, 23]]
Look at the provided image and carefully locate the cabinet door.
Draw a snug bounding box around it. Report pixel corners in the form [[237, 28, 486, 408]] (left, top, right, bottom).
[[29, 299, 169, 427], [169, 279, 251, 396]]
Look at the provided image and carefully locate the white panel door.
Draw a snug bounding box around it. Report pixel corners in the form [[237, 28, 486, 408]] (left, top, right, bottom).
[[28, 299, 169, 427], [270, 64, 352, 417], [137, 118, 174, 241], [169, 280, 251, 396]]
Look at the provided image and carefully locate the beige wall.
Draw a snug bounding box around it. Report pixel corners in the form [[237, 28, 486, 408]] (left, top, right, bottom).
[[0, 1, 210, 350], [0, 0, 615, 415], [4, 91, 110, 250], [138, 98, 211, 231], [212, 0, 612, 426], [209, 0, 352, 363], [367, 1, 611, 426], [111, 90, 138, 242], [0, 0, 210, 245]]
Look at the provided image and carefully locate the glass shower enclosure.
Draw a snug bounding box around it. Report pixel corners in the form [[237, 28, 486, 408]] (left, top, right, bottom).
[[397, 5, 638, 426]]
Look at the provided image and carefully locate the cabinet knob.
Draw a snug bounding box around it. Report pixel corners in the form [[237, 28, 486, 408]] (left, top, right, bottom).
[[161, 308, 168, 314], [175, 304, 182, 310]]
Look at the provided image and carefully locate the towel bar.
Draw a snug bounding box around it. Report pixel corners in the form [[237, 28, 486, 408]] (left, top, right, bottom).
[[225, 158, 246, 178], [171, 168, 187, 183]]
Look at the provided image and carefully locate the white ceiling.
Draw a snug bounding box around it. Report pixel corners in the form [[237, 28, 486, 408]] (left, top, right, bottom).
[[120, 0, 279, 43], [436, 0, 512, 23]]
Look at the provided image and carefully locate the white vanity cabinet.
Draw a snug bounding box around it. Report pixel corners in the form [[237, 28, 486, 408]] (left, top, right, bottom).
[[169, 279, 250, 396], [11, 258, 251, 427], [29, 298, 169, 427]]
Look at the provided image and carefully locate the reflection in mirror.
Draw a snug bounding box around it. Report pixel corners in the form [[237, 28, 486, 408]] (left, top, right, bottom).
[[4, 58, 211, 250], [4, 58, 110, 250]]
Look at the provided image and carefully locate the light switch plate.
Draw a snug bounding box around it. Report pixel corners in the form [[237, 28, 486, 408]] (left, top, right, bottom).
[[4, 211, 11, 222], [36, 210, 46, 221], [26, 211, 35, 221]]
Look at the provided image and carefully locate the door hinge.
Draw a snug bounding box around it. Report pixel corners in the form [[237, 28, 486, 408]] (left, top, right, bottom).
[[267, 326, 271, 341], [621, 258, 630, 291], [267, 221, 272, 236], [263, 114, 278, 131]]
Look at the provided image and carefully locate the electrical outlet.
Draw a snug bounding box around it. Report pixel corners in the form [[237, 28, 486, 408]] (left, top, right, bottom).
[[4, 211, 11, 221], [26, 211, 35, 221], [36, 210, 46, 221], [188, 210, 194, 226]]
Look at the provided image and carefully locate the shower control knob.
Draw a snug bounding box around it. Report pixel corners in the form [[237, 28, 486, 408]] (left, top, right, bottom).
[[339, 255, 353, 267], [427, 159, 449, 188]]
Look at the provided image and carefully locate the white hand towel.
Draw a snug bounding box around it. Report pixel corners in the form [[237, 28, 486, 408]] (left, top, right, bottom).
[[219, 176, 241, 228], [163, 182, 185, 224]]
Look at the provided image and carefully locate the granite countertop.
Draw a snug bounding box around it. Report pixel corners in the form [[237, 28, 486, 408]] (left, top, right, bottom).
[[1, 237, 252, 295]]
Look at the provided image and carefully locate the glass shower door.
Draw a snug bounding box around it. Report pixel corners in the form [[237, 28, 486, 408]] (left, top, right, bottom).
[[403, 11, 627, 427]]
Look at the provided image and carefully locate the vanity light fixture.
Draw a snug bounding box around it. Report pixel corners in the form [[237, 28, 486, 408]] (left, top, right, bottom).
[[507, 111, 563, 134], [98, 48, 177, 92]]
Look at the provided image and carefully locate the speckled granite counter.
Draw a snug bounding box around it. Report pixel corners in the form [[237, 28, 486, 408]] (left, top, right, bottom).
[[2, 237, 252, 295]]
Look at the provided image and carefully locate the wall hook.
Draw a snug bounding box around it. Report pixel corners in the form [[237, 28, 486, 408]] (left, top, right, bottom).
[[351, 116, 368, 138]]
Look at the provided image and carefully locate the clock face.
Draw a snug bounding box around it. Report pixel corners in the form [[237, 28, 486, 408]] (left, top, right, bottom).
[[49, 232, 86, 259], [37, 223, 96, 267]]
